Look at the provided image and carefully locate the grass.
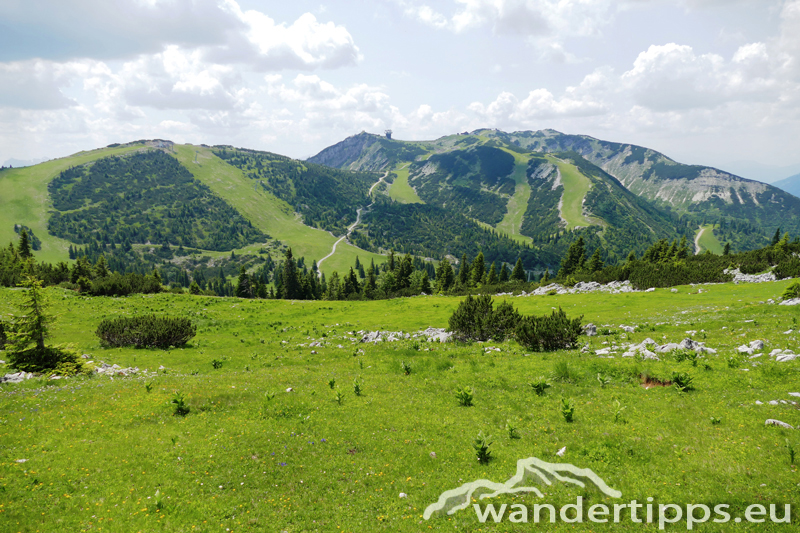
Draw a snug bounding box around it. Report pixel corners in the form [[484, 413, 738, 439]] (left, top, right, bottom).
[[0, 145, 144, 264], [495, 152, 534, 245], [547, 155, 595, 230], [1, 279, 799, 531], [696, 224, 724, 255], [385, 164, 422, 204]]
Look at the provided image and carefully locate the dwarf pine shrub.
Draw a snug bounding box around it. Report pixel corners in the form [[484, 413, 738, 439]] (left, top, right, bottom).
[[782, 281, 800, 300], [95, 315, 196, 349], [515, 307, 583, 352], [448, 295, 520, 342]]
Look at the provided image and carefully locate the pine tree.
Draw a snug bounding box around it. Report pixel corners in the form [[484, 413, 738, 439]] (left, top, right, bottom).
[[458, 253, 471, 286], [588, 249, 604, 273], [772, 227, 782, 246], [8, 276, 50, 355], [471, 252, 485, 286], [281, 248, 301, 299], [498, 263, 509, 282], [18, 230, 32, 259], [510, 258, 526, 282], [420, 271, 432, 294], [541, 269, 550, 283], [343, 267, 360, 297], [68, 245, 76, 260], [396, 255, 413, 289], [676, 236, 689, 260], [189, 280, 201, 295], [388, 249, 396, 272], [435, 258, 455, 293], [722, 242, 731, 256], [236, 267, 252, 298], [486, 262, 498, 285], [559, 236, 586, 275], [94, 255, 110, 278]]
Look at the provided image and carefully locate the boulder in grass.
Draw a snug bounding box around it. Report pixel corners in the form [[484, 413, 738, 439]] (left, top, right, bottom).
[[765, 419, 795, 429]]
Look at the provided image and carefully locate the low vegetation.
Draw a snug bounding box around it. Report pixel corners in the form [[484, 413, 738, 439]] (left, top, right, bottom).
[[95, 315, 197, 349]]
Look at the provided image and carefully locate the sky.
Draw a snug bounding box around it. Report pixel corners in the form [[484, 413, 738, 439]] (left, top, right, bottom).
[[1, 0, 799, 181]]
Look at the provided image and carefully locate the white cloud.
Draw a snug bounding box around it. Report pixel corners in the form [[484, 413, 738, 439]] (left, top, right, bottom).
[[0, 60, 86, 109], [403, 0, 613, 37], [620, 43, 781, 111]]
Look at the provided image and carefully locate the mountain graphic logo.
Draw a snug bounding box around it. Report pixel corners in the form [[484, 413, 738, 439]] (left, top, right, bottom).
[[423, 456, 622, 520]]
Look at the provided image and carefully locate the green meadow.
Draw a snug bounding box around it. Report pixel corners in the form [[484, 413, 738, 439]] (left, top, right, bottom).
[[548, 155, 596, 230], [385, 165, 422, 204], [1, 280, 799, 532], [696, 225, 724, 255], [495, 152, 534, 245]]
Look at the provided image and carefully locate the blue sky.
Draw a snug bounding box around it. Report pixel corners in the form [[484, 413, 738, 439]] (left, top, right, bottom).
[[1, 0, 799, 181]]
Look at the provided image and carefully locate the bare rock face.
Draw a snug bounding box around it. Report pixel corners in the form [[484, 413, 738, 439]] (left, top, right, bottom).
[[307, 132, 381, 171]]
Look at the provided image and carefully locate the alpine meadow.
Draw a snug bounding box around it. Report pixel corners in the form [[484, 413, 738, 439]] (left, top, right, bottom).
[[2, 2, 800, 531]]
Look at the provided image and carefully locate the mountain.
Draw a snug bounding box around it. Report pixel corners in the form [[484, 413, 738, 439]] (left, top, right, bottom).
[[772, 173, 800, 198], [310, 129, 800, 251]]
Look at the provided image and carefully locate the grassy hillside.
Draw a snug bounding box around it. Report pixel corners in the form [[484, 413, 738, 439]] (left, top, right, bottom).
[[547, 155, 595, 229], [385, 164, 422, 204], [173, 145, 386, 275], [1, 280, 798, 531], [0, 144, 145, 263], [696, 224, 724, 255], [495, 152, 533, 244]]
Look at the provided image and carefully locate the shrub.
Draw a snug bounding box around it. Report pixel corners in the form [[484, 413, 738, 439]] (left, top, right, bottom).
[[211, 359, 223, 369], [353, 377, 363, 397], [473, 431, 493, 464], [455, 385, 474, 407], [95, 315, 196, 349], [515, 307, 583, 352], [774, 257, 800, 279], [448, 295, 520, 342], [400, 361, 412, 375], [782, 281, 800, 300]]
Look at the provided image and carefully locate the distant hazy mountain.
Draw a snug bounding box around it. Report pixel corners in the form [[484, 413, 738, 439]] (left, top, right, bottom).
[[772, 173, 800, 198], [720, 161, 800, 184], [2, 157, 48, 168]]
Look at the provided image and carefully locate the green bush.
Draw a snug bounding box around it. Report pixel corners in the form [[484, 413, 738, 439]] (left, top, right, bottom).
[[774, 258, 800, 279], [515, 307, 583, 352], [95, 315, 196, 349], [448, 294, 520, 342], [782, 281, 800, 300], [8, 344, 85, 374]]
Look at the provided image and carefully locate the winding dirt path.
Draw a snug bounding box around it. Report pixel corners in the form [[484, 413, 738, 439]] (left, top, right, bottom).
[[694, 225, 704, 255], [317, 172, 387, 274]]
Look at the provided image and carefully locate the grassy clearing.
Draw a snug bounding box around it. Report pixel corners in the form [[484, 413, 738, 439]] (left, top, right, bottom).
[[386, 165, 422, 204], [495, 152, 533, 245], [547, 156, 594, 230], [1, 281, 799, 531], [173, 145, 385, 274], [696, 224, 724, 255], [0, 145, 144, 263]]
